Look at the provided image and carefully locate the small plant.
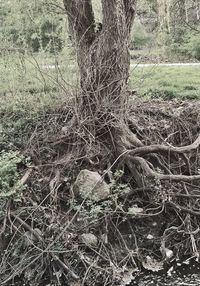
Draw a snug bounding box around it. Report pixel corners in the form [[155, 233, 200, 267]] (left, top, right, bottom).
[[70, 197, 113, 225], [0, 150, 26, 203]]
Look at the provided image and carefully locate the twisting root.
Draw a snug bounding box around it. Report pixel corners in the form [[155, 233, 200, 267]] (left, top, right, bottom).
[[130, 156, 200, 182]]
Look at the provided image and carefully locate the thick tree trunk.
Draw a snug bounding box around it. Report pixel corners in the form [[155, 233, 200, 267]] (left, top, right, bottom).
[[63, 0, 136, 115]]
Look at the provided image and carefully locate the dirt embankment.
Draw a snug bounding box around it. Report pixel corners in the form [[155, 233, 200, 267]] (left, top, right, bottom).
[[0, 99, 200, 285]]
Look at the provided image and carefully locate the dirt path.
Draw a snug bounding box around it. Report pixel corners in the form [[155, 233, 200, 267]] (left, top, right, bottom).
[[131, 62, 200, 68], [42, 62, 200, 69]]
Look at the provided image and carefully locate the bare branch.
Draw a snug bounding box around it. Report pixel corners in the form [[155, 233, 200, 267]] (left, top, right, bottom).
[[168, 202, 200, 216]]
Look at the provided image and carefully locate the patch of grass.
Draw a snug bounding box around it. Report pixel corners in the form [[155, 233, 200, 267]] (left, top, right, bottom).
[[0, 51, 77, 153], [0, 51, 78, 95], [130, 65, 200, 100]]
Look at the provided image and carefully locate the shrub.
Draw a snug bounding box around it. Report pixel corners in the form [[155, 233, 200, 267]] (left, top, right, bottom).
[[186, 35, 200, 60], [177, 33, 200, 60]]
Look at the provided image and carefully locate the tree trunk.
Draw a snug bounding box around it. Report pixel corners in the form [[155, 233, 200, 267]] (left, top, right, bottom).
[[157, 0, 171, 45], [196, 0, 199, 20], [184, 0, 189, 23], [63, 0, 136, 116]]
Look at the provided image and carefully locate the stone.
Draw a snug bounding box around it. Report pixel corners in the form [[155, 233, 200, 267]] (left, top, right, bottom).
[[128, 205, 144, 215], [142, 256, 164, 272], [147, 234, 154, 240], [73, 169, 110, 202], [81, 233, 98, 247]]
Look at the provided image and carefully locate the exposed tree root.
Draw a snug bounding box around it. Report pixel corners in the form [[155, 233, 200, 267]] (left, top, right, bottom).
[[129, 134, 200, 156], [115, 119, 200, 188], [130, 155, 200, 182]]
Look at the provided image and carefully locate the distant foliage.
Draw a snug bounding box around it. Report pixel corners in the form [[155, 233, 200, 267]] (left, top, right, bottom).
[[182, 34, 200, 60], [1, 0, 199, 60], [135, 0, 200, 60], [131, 20, 152, 49], [0, 0, 64, 53], [169, 28, 200, 61]]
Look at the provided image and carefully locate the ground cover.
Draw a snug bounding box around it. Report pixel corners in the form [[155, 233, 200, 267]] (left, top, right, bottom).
[[0, 52, 78, 96]]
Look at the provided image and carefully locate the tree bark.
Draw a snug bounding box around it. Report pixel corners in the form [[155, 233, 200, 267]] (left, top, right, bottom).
[[157, 0, 171, 44], [196, 0, 200, 20], [63, 0, 136, 115]]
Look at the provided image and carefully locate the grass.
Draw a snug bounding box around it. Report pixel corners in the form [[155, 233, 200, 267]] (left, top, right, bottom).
[[0, 51, 77, 152], [130, 65, 200, 100], [0, 50, 78, 96], [1, 52, 200, 102]]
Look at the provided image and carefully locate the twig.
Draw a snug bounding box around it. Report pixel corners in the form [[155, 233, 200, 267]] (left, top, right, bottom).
[[168, 202, 200, 216], [10, 215, 80, 281]]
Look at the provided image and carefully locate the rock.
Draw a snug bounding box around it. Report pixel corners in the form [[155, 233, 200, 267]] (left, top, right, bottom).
[[160, 244, 174, 260], [147, 234, 154, 240], [81, 233, 98, 247], [142, 256, 164, 272], [73, 169, 110, 202], [128, 205, 144, 215]]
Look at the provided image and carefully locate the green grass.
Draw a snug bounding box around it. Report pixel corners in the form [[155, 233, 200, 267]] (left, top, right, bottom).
[[1, 52, 200, 101], [130, 65, 200, 100], [0, 51, 78, 96], [0, 51, 77, 152]]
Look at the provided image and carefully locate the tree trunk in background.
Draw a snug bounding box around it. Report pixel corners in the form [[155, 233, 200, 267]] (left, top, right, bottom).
[[195, 0, 199, 20], [157, 0, 171, 44], [166, 0, 171, 33], [63, 0, 136, 116], [184, 0, 189, 23]]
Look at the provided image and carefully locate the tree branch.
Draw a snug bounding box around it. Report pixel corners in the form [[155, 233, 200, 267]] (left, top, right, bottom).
[[63, 0, 96, 47]]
